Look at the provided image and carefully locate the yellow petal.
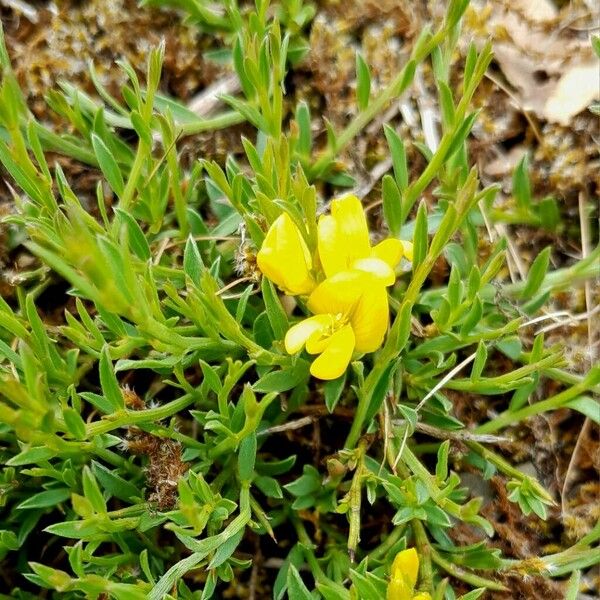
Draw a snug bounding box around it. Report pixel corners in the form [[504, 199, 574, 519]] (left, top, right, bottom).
[[400, 240, 413, 262], [391, 549, 419, 590], [352, 257, 396, 286], [350, 283, 389, 353], [307, 270, 367, 317], [305, 326, 332, 355], [257, 213, 315, 295], [284, 315, 332, 354], [318, 195, 378, 278], [330, 195, 371, 260], [309, 324, 355, 380], [371, 238, 405, 268], [412, 593, 431, 600], [317, 215, 348, 279], [386, 579, 413, 600]]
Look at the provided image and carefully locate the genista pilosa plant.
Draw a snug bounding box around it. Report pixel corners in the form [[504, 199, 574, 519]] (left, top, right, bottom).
[[0, 1, 598, 599]]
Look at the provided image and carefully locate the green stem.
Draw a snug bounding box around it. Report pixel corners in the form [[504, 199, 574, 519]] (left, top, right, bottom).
[[367, 524, 407, 562], [430, 547, 508, 591], [119, 140, 148, 212], [545, 368, 600, 396], [475, 376, 596, 434], [504, 244, 600, 297], [413, 521, 434, 593], [465, 441, 553, 504], [420, 244, 600, 306], [179, 111, 245, 136], [503, 523, 600, 577], [137, 423, 204, 449], [290, 513, 329, 583], [85, 392, 199, 438], [347, 441, 367, 560], [89, 445, 140, 475], [443, 352, 564, 393]]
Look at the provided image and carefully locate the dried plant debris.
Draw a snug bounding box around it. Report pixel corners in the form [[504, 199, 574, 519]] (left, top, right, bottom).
[[471, 0, 599, 125], [465, 1, 600, 198], [3, 0, 220, 117], [126, 428, 189, 510]]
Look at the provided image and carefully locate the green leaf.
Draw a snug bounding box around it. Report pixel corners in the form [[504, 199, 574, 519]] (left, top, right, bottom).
[[463, 43, 478, 87], [91, 133, 125, 197], [458, 589, 486, 600], [447, 264, 463, 308], [495, 336, 522, 360], [238, 432, 257, 482], [17, 488, 70, 510], [99, 345, 124, 411], [437, 80, 455, 128], [512, 155, 531, 209], [355, 52, 371, 111], [295, 101, 312, 156], [63, 407, 87, 440], [565, 571, 581, 600], [184, 235, 204, 285], [284, 465, 321, 497], [317, 582, 351, 600], [199, 360, 223, 394], [0, 140, 45, 205], [538, 196, 560, 231], [115, 208, 151, 261], [256, 455, 296, 476], [383, 124, 408, 192], [6, 446, 57, 466], [208, 527, 244, 569], [459, 295, 482, 335], [521, 246, 551, 300], [92, 461, 140, 502], [398, 405, 417, 434], [261, 277, 288, 340], [566, 396, 600, 425], [44, 519, 103, 538], [254, 475, 283, 499], [445, 111, 478, 159], [82, 466, 107, 514], [253, 361, 309, 393], [349, 569, 387, 600], [287, 564, 313, 600], [446, 0, 470, 27], [467, 265, 481, 300], [412, 201, 429, 269], [470, 341, 487, 381], [365, 361, 398, 423], [382, 175, 402, 237], [324, 373, 346, 413], [436, 440, 450, 481]]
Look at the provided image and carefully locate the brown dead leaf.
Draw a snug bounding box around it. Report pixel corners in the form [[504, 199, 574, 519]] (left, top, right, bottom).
[[544, 62, 600, 125], [511, 0, 558, 23], [478, 2, 600, 125]]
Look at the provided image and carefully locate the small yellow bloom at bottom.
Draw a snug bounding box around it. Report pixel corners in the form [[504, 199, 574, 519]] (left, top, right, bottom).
[[387, 548, 430, 600], [387, 578, 413, 600]]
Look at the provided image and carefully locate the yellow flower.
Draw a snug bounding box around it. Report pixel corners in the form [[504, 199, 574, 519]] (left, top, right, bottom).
[[387, 549, 431, 600], [284, 270, 389, 380], [258, 196, 413, 379], [318, 195, 413, 286], [256, 212, 316, 295]]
